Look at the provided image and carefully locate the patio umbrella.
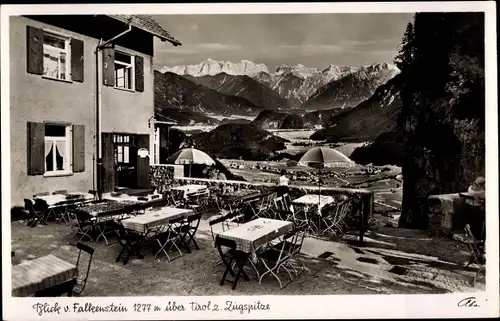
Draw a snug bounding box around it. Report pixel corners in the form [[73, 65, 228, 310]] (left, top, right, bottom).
[[166, 148, 216, 177], [298, 146, 355, 204]]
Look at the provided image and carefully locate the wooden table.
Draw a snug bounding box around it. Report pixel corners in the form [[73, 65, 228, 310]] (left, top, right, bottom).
[[121, 207, 194, 234], [12, 255, 77, 297], [217, 218, 293, 256]]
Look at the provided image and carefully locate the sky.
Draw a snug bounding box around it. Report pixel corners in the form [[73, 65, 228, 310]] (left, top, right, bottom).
[[152, 13, 414, 71]]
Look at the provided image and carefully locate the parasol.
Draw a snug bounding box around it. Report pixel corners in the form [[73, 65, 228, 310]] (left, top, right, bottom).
[[166, 148, 216, 177], [298, 146, 355, 204]]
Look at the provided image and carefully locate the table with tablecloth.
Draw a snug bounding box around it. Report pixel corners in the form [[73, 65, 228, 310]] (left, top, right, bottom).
[[34, 192, 96, 222], [216, 218, 293, 259], [292, 194, 335, 210], [121, 207, 194, 234], [171, 185, 208, 199], [12, 255, 77, 297]]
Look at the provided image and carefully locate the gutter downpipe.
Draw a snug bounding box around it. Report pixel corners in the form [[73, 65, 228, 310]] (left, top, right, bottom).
[[95, 23, 132, 200]]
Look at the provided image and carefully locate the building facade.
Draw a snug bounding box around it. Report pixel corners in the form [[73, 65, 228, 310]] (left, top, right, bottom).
[[10, 15, 181, 207]]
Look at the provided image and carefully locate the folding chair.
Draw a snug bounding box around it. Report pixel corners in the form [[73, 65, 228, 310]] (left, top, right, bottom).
[[24, 198, 48, 227], [153, 216, 185, 262], [88, 190, 98, 200], [67, 210, 95, 242], [278, 223, 307, 277], [175, 212, 202, 253], [34, 278, 77, 297], [71, 242, 95, 296], [464, 224, 486, 285], [256, 236, 294, 289], [114, 223, 145, 265], [215, 236, 250, 290], [321, 199, 352, 238]]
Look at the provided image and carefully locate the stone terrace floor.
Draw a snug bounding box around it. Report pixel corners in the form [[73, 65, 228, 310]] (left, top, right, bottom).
[[10, 212, 485, 296]]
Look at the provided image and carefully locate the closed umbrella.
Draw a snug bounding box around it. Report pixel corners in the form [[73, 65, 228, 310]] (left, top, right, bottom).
[[166, 148, 216, 177]]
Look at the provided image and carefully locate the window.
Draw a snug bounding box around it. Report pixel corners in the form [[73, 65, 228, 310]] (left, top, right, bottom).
[[113, 134, 134, 164], [43, 32, 71, 81], [114, 51, 134, 90], [44, 124, 72, 175]]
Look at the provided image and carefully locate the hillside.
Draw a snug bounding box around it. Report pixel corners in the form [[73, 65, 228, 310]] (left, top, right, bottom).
[[310, 73, 404, 142], [190, 123, 289, 161], [303, 63, 400, 111], [154, 71, 262, 116], [185, 72, 291, 110], [251, 110, 304, 129]]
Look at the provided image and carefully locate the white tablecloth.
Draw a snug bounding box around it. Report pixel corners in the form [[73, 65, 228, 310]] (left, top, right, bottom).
[[217, 218, 293, 254], [36, 192, 95, 207], [292, 194, 335, 209], [121, 207, 194, 233], [171, 185, 208, 198]]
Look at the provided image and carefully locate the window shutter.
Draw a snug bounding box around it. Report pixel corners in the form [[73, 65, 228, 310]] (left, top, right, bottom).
[[26, 26, 44, 75], [134, 55, 144, 92], [101, 133, 115, 193], [102, 46, 115, 86], [72, 124, 85, 173], [27, 122, 45, 175], [71, 38, 84, 82]]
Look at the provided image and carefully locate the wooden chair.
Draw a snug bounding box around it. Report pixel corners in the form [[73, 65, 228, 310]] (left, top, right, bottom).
[[464, 224, 486, 285], [114, 223, 145, 265], [153, 216, 185, 262], [67, 209, 95, 242], [24, 198, 48, 227], [72, 242, 95, 296], [175, 213, 203, 253], [215, 236, 250, 290]]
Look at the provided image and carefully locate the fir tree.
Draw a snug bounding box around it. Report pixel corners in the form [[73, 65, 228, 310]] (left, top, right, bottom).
[[394, 20, 416, 71]]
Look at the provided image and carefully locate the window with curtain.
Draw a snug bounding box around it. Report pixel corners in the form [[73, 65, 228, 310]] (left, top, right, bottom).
[[43, 32, 71, 80], [44, 124, 71, 175]]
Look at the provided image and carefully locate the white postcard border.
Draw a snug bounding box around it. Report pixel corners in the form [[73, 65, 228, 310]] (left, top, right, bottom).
[[1, 2, 498, 320]]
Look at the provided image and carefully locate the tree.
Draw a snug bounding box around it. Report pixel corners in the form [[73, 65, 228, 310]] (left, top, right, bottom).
[[394, 20, 416, 71]]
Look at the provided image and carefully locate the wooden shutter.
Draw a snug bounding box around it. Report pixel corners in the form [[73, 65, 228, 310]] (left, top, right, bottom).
[[102, 46, 114, 86], [134, 55, 144, 92], [27, 122, 45, 175], [72, 124, 85, 173], [26, 26, 44, 75], [136, 134, 150, 188], [71, 38, 84, 82], [101, 133, 115, 193]]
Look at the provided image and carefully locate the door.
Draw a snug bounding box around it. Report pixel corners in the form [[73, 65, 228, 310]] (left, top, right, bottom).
[[113, 133, 137, 188]]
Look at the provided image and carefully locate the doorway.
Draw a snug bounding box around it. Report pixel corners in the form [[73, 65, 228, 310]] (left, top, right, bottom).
[[113, 133, 137, 188]]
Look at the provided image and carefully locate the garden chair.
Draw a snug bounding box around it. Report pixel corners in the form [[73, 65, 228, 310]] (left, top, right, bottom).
[[67, 208, 95, 242], [34, 278, 77, 297], [88, 190, 98, 200], [464, 224, 486, 285], [71, 242, 95, 296], [209, 212, 233, 267], [114, 223, 145, 265], [153, 216, 185, 262], [321, 199, 352, 238], [215, 236, 250, 290], [256, 235, 294, 290], [175, 212, 202, 253], [24, 198, 48, 227]]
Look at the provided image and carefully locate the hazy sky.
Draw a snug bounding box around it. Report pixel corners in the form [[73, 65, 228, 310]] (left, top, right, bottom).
[[152, 13, 414, 71]]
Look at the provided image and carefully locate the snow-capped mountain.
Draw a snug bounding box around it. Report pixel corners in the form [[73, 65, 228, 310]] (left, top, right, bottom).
[[303, 62, 400, 111], [160, 58, 269, 76]]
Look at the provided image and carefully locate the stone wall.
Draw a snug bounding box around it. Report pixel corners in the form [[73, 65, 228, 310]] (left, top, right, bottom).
[[427, 193, 467, 236], [149, 164, 374, 232]]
